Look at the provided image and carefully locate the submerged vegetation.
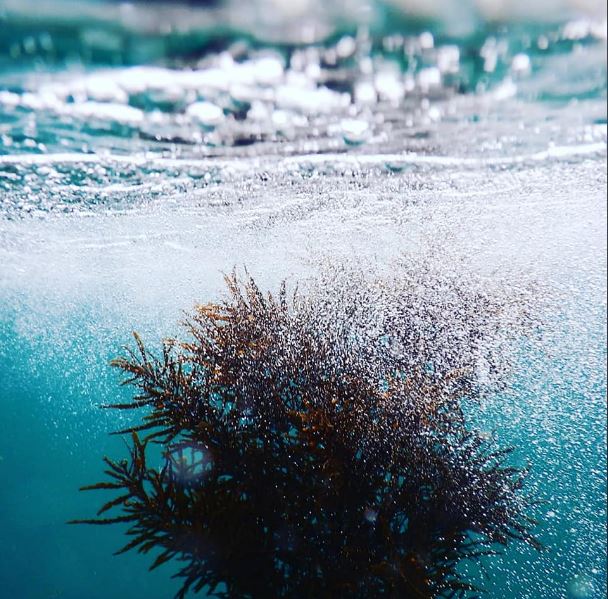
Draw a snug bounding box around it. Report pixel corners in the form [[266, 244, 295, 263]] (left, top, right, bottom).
[[73, 266, 541, 598]]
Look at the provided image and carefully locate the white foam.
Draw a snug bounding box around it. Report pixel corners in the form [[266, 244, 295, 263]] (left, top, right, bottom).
[[340, 119, 370, 144], [417, 67, 442, 92], [374, 71, 404, 103], [186, 101, 225, 128], [0, 141, 603, 169], [511, 53, 531, 74], [275, 85, 350, 114], [66, 102, 144, 124], [84, 75, 129, 104]]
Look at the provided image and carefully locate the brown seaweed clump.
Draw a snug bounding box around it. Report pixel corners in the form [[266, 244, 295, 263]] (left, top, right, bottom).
[[73, 267, 540, 598]]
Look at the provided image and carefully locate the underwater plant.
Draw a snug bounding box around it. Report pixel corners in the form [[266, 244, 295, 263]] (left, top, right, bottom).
[[73, 267, 541, 598]]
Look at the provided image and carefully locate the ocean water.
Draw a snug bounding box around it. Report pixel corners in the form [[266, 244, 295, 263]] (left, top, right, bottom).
[[0, 1, 606, 598]]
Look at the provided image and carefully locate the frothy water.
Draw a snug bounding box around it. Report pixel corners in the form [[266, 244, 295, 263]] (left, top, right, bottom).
[[0, 1, 606, 598]]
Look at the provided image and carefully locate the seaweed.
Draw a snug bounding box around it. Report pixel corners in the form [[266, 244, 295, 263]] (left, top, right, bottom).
[[72, 268, 541, 598]]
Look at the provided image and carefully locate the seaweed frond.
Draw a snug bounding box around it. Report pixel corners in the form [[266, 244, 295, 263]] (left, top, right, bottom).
[[73, 267, 540, 598]]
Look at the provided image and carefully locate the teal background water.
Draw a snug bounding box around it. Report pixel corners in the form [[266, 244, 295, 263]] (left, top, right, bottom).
[[1, 282, 606, 599], [0, 262, 605, 599], [0, 0, 606, 597], [0, 318, 180, 598]]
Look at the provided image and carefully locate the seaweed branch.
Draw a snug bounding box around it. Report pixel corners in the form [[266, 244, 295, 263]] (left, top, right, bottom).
[[73, 268, 541, 598]]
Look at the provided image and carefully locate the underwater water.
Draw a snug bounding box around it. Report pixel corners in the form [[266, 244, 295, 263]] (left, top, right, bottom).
[[0, 0, 606, 597]]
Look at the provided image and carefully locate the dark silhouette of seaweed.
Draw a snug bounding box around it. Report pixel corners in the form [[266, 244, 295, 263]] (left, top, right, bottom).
[[72, 269, 540, 598]]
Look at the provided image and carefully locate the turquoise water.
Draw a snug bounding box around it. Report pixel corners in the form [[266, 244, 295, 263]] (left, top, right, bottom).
[[0, 1, 606, 597]]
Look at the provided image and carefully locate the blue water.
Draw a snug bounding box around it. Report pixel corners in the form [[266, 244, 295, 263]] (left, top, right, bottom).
[[1, 286, 605, 598], [0, 316, 178, 598], [0, 0, 606, 597]]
